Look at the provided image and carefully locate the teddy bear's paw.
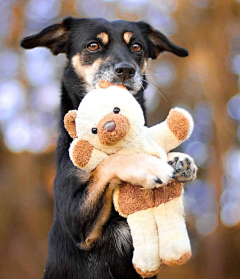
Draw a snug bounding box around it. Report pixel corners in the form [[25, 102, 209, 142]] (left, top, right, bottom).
[[162, 251, 192, 266], [134, 264, 162, 278], [167, 152, 197, 183]]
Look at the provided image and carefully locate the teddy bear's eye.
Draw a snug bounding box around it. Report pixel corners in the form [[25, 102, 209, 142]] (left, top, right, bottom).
[[113, 107, 120, 114], [92, 128, 98, 134]]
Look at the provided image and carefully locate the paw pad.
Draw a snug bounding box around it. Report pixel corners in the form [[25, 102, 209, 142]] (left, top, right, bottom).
[[168, 155, 197, 182]]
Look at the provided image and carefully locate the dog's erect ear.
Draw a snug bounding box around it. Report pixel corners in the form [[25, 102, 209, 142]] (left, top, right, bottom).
[[137, 21, 189, 59], [64, 110, 78, 138], [20, 17, 73, 55]]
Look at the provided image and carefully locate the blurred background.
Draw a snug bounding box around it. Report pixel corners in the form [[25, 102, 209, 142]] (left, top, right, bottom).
[[0, 0, 240, 278]]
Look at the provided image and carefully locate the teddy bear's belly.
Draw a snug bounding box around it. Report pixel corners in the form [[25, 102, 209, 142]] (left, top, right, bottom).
[[116, 180, 182, 216]]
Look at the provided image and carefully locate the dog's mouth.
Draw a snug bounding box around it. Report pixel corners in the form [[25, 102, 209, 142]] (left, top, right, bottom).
[[97, 80, 127, 90], [94, 78, 137, 93], [108, 78, 137, 92]]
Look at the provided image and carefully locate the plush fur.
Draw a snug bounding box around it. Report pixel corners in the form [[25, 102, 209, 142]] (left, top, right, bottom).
[[64, 85, 194, 277], [20, 17, 191, 279]]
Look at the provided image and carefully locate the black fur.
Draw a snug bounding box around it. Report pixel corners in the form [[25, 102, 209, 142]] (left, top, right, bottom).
[[21, 17, 188, 279]]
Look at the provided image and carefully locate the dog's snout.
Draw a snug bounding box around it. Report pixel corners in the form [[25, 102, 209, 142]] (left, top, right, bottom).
[[104, 121, 116, 132], [114, 63, 136, 80]]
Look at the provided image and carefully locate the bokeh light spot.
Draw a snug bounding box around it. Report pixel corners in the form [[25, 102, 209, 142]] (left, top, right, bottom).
[[184, 179, 217, 235], [26, 0, 61, 22], [194, 101, 212, 125], [232, 54, 240, 75], [184, 141, 208, 166], [237, 125, 240, 141], [145, 86, 160, 112], [226, 148, 240, 179], [76, 0, 109, 17], [227, 94, 240, 120], [28, 126, 50, 153], [146, 7, 176, 35], [30, 82, 60, 112], [196, 213, 218, 235], [4, 116, 31, 152], [153, 61, 176, 87], [221, 203, 240, 227], [0, 79, 26, 123], [0, 50, 20, 78], [25, 49, 54, 86]]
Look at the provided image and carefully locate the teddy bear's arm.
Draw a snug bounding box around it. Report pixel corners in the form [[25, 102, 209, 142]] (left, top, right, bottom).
[[69, 139, 109, 172], [149, 108, 194, 153]]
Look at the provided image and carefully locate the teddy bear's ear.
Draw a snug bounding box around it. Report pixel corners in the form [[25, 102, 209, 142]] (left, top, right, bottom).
[[64, 110, 78, 138]]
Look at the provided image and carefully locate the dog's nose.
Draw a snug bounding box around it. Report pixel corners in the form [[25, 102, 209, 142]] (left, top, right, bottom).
[[104, 121, 116, 132], [114, 63, 136, 80]]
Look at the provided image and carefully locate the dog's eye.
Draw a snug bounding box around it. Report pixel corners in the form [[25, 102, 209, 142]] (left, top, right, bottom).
[[132, 43, 142, 53], [113, 107, 120, 114], [92, 128, 98, 134], [87, 42, 99, 52]]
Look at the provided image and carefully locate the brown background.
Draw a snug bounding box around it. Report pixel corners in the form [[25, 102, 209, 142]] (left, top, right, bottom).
[[0, 0, 240, 278]]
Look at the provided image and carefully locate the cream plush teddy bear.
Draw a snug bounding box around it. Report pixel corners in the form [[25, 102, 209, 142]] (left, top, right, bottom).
[[64, 85, 194, 278]]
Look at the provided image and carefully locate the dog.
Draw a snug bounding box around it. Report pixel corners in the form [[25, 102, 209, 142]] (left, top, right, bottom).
[[21, 17, 197, 279]]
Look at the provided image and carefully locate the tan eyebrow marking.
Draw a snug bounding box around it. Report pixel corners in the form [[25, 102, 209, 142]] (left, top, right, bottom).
[[96, 32, 109, 45], [123, 32, 133, 44]]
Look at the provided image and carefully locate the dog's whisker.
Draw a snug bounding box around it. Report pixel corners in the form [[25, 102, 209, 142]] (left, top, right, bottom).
[[142, 78, 167, 101], [146, 68, 159, 74], [144, 72, 171, 76]]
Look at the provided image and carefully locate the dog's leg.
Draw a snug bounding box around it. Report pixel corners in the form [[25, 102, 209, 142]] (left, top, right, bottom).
[[81, 153, 174, 249], [58, 152, 173, 250], [127, 208, 162, 278], [154, 196, 192, 266]]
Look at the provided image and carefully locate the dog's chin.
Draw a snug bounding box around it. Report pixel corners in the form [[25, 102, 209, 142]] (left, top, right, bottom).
[[112, 79, 142, 94]]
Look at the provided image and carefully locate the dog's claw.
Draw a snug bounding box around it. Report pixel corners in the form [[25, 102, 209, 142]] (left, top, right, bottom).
[[154, 177, 163, 184]]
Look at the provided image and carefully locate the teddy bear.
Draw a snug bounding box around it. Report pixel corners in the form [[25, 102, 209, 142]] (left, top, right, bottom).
[[64, 84, 194, 278]]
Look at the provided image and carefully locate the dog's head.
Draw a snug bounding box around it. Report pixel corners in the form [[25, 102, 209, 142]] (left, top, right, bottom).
[[21, 17, 188, 96]]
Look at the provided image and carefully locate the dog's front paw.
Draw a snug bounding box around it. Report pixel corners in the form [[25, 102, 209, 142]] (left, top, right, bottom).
[[167, 152, 197, 183], [112, 154, 174, 189]]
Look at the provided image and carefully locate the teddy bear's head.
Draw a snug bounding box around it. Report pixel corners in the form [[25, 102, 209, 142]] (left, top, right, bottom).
[[64, 86, 145, 153]]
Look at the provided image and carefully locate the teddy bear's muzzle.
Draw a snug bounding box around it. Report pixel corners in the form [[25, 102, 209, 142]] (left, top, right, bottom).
[[97, 113, 130, 146]]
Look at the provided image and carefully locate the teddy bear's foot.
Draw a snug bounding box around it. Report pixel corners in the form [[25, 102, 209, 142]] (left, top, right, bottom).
[[167, 152, 197, 183], [154, 197, 192, 267], [162, 251, 192, 266], [127, 209, 162, 278], [134, 264, 162, 278]]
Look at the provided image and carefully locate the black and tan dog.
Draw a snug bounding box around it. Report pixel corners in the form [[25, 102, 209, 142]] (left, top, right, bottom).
[[21, 17, 197, 279]]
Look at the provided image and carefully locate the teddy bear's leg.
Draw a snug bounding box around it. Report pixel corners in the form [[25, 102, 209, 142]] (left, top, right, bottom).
[[154, 196, 191, 266], [127, 208, 162, 278]]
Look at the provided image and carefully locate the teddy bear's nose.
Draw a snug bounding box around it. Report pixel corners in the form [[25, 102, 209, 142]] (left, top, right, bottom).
[[104, 121, 116, 132]]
